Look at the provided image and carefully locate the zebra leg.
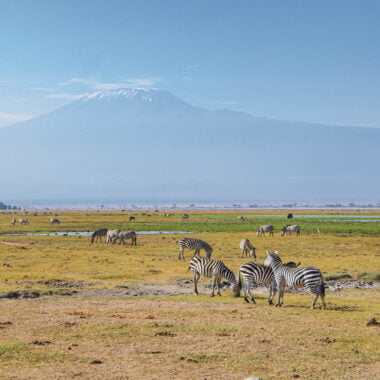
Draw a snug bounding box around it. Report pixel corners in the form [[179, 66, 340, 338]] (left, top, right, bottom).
[[217, 278, 221, 296], [311, 292, 319, 310], [247, 281, 256, 304], [211, 276, 216, 297], [243, 281, 250, 303], [276, 281, 285, 307], [193, 272, 200, 295], [268, 281, 277, 305], [178, 247, 184, 260]]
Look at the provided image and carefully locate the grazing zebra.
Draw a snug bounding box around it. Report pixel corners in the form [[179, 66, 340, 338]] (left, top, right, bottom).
[[129, 216, 135, 222], [239, 238, 256, 258], [281, 225, 301, 236], [50, 218, 60, 225], [91, 228, 108, 243], [19, 218, 29, 225], [264, 251, 326, 309], [188, 256, 241, 297], [105, 229, 120, 244], [256, 225, 274, 237], [11, 218, 16, 225], [238, 261, 301, 304], [177, 237, 213, 260], [113, 231, 137, 245]]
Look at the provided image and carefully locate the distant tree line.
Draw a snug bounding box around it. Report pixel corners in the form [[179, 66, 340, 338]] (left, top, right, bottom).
[[0, 202, 21, 210]]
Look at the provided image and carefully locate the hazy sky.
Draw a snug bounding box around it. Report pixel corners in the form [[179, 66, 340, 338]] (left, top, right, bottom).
[[0, 0, 379, 128]]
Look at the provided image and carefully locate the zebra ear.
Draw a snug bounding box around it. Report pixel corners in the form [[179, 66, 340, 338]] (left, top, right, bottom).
[[274, 250, 278, 254]]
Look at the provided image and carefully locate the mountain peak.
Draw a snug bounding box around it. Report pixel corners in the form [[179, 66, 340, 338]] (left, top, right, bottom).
[[79, 88, 169, 104]]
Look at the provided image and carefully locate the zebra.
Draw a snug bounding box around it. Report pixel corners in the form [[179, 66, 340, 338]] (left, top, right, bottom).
[[182, 213, 189, 219], [105, 229, 120, 244], [177, 237, 212, 260], [239, 238, 256, 258], [281, 225, 301, 236], [50, 218, 60, 225], [264, 251, 326, 309], [19, 218, 29, 225], [256, 225, 274, 237], [238, 216, 248, 221], [113, 231, 137, 245], [238, 261, 301, 304], [91, 228, 108, 243], [188, 256, 241, 297], [11, 218, 16, 225]]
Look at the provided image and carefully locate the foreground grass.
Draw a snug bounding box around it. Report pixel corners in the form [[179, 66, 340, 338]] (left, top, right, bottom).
[[0, 291, 379, 380]]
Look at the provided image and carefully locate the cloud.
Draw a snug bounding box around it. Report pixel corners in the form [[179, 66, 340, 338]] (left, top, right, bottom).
[[202, 100, 238, 106], [59, 77, 161, 90], [29, 87, 55, 92], [46, 93, 87, 100], [0, 112, 36, 128]]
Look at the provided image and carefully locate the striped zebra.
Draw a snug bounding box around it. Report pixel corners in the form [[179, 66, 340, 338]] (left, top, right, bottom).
[[239, 238, 256, 258], [238, 261, 301, 304], [105, 229, 120, 244], [50, 218, 60, 225], [264, 251, 326, 309], [281, 225, 301, 236], [188, 256, 241, 297], [91, 228, 108, 243], [19, 218, 29, 225], [113, 231, 137, 245], [177, 237, 212, 260], [256, 225, 274, 237]]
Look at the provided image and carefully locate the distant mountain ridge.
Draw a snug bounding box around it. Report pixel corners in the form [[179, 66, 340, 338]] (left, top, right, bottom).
[[1, 88, 379, 202]]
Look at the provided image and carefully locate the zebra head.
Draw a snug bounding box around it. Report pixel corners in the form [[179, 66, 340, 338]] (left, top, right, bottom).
[[264, 250, 282, 267], [231, 277, 241, 297]]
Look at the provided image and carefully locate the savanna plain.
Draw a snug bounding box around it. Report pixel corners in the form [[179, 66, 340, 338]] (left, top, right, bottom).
[[0, 210, 379, 379]]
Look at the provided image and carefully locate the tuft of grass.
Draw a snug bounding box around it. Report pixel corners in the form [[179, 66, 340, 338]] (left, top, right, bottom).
[[357, 272, 380, 282], [325, 273, 353, 281]]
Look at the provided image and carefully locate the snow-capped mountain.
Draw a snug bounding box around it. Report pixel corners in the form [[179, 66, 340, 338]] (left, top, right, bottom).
[[1, 88, 379, 202]]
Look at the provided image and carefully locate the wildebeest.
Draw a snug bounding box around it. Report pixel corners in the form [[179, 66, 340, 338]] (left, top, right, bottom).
[[113, 231, 137, 245], [129, 216, 135, 222], [50, 218, 60, 225], [182, 214, 189, 219], [239, 238, 256, 258], [281, 225, 301, 236], [91, 228, 108, 243], [11, 218, 16, 225], [287, 213, 293, 219], [105, 229, 120, 244], [256, 225, 274, 237], [19, 218, 29, 225]]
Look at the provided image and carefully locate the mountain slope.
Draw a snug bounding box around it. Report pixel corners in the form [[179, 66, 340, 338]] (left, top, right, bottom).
[[1, 88, 379, 202]]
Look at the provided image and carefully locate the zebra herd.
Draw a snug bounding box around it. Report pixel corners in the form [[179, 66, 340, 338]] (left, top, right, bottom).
[[180, 236, 326, 310], [91, 228, 137, 245], [256, 224, 301, 237]]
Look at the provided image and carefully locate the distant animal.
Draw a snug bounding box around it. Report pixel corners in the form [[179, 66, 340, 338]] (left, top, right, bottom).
[[113, 231, 137, 246], [91, 228, 108, 243], [177, 237, 212, 260], [256, 225, 274, 237], [105, 229, 120, 244], [238, 261, 301, 304], [316, 228, 321, 234], [182, 214, 189, 219], [188, 256, 241, 297], [287, 213, 293, 219], [281, 225, 301, 236], [11, 218, 16, 225], [129, 216, 135, 222], [238, 216, 248, 221], [19, 218, 29, 225], [50, 218, 60, 225], [239, 239, 256, 258], [264, 251, 326, 309]]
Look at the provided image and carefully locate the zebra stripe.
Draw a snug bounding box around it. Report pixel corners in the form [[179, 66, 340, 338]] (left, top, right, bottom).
[[265, 251, 326, 309], [91, 228, 108, 243], [177, 237, 213, 260], [189, 256, 240, 297], [238, 261, 300, 304]]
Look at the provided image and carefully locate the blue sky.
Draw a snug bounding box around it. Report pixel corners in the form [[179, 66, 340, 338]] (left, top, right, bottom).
[[0, 0, 379, 128]]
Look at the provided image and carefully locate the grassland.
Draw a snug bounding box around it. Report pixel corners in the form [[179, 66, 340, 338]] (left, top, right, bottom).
[[0, 209, 379, 379]]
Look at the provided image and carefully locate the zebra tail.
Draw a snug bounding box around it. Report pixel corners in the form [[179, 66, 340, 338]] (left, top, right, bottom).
[[237, 270, 242, 289], [320, 274, 326, 296]]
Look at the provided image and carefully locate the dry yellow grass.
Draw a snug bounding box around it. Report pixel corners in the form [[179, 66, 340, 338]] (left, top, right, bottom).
[[0, 210, 379, 379]]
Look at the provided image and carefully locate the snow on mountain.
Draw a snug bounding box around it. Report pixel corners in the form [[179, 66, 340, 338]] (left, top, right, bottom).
[[1, 88, 379, 202]]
